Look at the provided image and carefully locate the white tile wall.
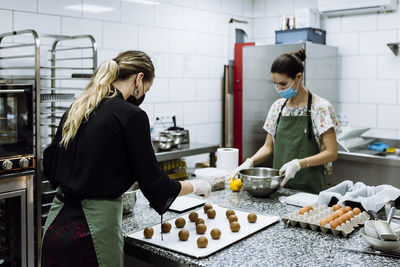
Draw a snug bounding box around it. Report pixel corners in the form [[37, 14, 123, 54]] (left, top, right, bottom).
[[377, 56, 400, 79], [340, 56, 377, 79], [341, 14, 378, 32], [138, 26, 169, 53], [103, 22, 138, 50], [326, 32, 358, 56], [2, 0, 37, 12], [169, 30, 197, 54], [377, 105, 400, 129], [155, 4, 184, 29], [83, 0, 121, 22], [359, 80, 397, 104], [0, 10, 12, 34], [183, 102, 209, 124], [338, 80, 358, 103], [359, 30, 397, 55], [169, 79, 196, 102], [14, 12, 61, 35], [38, 0, 81, 17], [121, 1, 154, 26]]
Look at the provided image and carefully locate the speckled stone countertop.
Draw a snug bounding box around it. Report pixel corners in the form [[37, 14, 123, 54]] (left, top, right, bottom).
[[123, 188, 399, 267]]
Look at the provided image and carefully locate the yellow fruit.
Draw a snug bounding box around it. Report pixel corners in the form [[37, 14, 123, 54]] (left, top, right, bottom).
[[230, 178, 243, 192]]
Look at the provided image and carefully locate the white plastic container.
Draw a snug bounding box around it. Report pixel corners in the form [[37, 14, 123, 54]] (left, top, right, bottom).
[[194, 168, 228, 191]]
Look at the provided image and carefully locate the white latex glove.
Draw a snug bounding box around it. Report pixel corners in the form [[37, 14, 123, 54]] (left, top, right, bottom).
[[188, 179, 211, 198], [227, 158, 253, 181], [279, 159, 301, 188]]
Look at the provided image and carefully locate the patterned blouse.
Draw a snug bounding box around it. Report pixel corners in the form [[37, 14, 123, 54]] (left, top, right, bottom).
[[263, 94, 341, 174]]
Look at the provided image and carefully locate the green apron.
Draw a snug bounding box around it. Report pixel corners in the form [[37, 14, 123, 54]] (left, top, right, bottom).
[[42, 187, 124, 267], [272, 92, 327, 194]]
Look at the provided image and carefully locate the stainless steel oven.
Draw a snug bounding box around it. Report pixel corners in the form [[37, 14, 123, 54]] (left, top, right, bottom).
[[0, 84, 34, 174], [0, 171, 34, 267]]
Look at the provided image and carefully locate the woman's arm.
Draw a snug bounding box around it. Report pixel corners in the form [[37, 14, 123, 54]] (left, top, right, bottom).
[[250, 133, 274, 165], [298, 127, 338, 168], [178, 181, 193, 196]]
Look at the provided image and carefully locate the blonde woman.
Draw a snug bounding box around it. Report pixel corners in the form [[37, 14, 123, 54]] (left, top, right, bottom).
[[41, 51, 211, 267]]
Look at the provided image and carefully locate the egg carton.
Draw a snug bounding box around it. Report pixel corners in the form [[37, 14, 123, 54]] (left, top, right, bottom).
[[281, 204, 370, 237]]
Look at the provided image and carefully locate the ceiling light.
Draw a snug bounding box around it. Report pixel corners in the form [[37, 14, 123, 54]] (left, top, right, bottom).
[[65, 4, 115, 13], [122, 0, 160, 5]]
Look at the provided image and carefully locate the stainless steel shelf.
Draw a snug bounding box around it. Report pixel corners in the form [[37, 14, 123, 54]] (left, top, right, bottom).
[[0, 66, 94, 70], [155, 143, 219, 162], [0, 43, 35, 50], [48, 46, 93, 52], [49, 56, 94, 61]]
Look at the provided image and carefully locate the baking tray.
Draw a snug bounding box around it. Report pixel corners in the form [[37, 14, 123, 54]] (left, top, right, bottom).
[[168, 196, 205, 213], [281, 204, 370, 237], [128, 204, 280, 258]]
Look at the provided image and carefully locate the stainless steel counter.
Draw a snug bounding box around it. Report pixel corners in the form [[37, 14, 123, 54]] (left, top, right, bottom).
[[155, 143, 219, 165]]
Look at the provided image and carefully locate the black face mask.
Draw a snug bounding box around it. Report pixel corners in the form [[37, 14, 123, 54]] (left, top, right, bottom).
[[127, 94, 145, 106]]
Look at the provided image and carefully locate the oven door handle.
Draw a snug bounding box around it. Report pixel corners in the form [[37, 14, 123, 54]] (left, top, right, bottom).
[[0, 89, 29, 94]]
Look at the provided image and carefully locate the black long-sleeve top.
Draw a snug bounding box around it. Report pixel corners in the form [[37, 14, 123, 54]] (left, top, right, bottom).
[[43, 89, 181, 215]]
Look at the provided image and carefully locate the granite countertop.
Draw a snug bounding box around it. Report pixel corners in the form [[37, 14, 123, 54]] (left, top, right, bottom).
[[123, 187, 399, 267]]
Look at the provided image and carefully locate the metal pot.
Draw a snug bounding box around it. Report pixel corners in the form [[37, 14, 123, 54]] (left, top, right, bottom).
[[122, 189, 137, 214], [152, 136, 174, 151], [239, 167, 284, 198], [160, 130, 185, 146]]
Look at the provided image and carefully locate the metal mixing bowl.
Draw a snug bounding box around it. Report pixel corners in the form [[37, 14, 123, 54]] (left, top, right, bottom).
[[152, 136, 174, 151], [238, 167, 284, 197], [122, 189, 137, 214]]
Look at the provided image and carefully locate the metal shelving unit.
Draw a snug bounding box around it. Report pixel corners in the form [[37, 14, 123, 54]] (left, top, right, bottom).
[[0, 29, 97, 266]]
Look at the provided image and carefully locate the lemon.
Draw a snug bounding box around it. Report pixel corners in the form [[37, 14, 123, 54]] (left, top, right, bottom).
[[230, 178, 243, 192]]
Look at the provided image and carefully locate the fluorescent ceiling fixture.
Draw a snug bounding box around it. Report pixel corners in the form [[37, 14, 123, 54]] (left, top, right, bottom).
[[65, 4, 115, 13], [122, 0, 160, 5]]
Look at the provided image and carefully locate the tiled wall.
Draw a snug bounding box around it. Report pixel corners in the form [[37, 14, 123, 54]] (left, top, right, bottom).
[[252, 0, 400, 140], [0, 0, 253, 165]]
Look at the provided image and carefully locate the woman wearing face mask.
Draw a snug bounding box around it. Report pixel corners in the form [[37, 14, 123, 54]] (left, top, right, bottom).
[[231, 48, 340, 194], [41, 50, 211, 267]]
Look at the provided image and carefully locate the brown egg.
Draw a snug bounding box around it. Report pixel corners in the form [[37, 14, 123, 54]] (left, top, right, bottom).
[[336, 216, 344, 225], [304, 206, 313, 212], [247, 213, 257, 223], [230, 221, 241, 232], [197, 236, 208, 248], [344, 206, 352, 212], [189, 212, 199, 222], [327, 214, 335, 223], [226, 209, 235, 218], [348, 212, 355, 219], [203, 204, 213, 213], [330, 220, 339, 229], [228, 215, 238, 224], [195, 218, 205, 225], [143, 227, 154, 239], [332, 204, 342, 211], [210, 228, 221, 240], [299, 207, 307, 215], [335, 210, 345, 217], [319, 218, 328, 226], [353, 207, 361, 215], [178, 229, 189, 241], [196, 223, 207, 234], [175, 217, 186, 228], [207, 208, 216, 219], [331, 212, 339, 219], [161, 222, 172, 233], [340, 207, 348, 214]]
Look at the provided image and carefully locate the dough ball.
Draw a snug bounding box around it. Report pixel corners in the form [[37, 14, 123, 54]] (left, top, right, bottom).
[[207, 208, 216, 219], [230, 221, 240, 232], [247, 213, 257, 223], [178, 229, 189, 241], [161, 222, 172, 233], [210, 228, 221, 240], [228, 215, 238, 224], [196, 223, 207, 234], [197, 236, 208, 248], [189, 212, 199, 222], [175, 217, 186, 228], [195, 218, 205, 225], [203, 204, 213, 213], [226, 209, 235, 218], [143, 227, 154, 239]]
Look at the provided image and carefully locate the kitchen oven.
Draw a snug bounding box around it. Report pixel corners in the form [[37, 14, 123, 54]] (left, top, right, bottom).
[[0, 84, 34, 174]]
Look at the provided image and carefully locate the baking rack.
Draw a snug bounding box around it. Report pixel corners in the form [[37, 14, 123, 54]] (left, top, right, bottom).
[[0, 29, 97, 265]]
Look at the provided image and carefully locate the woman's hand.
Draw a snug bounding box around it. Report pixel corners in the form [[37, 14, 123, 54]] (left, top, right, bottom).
[[279, 159, 301, 188]]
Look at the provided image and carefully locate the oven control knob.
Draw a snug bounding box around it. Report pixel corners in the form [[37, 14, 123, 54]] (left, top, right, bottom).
[[19, 158, 29, 168], [2, 160, 13, 170]]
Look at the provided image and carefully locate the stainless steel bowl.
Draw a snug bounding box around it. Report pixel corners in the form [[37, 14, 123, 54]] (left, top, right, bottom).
[[152, 136, 174, 151], [239, 167, 284, 197], [122, 189, 137, 214]]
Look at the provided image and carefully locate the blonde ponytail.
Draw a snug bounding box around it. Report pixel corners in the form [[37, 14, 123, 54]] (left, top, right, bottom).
[[59, 50, 155, 148], [60, 60, 119, 148]]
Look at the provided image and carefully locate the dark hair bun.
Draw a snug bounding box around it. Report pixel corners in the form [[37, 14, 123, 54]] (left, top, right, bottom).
[[292, 48, 306, 62]]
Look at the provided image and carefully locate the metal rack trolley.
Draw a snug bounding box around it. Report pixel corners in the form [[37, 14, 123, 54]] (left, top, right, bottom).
[[0, 29, 97, 266]]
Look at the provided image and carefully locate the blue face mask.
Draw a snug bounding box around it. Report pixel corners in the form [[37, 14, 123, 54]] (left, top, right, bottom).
[[275, 80, 299, 99]]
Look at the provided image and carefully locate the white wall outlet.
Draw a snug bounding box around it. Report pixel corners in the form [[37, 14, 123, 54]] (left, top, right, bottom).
[[154, 113, 176, 130]]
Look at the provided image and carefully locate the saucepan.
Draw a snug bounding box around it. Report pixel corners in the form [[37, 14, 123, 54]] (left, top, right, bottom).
[[152, 136, 174, 151], [238, 167, 284, 197]]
